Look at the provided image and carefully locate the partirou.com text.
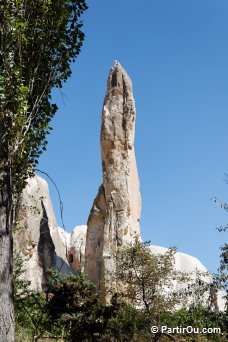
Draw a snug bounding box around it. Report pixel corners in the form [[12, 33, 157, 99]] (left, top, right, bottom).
[[151, 325, 222, 335]]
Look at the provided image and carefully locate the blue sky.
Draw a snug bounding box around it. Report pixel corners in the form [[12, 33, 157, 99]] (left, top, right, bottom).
[[38, 0, 228, 273]]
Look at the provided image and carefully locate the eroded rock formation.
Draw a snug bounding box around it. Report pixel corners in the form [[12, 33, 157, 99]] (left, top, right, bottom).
[[15, 174, 71, 291], [85, 61, 141, 296], [67, 225, 87, 271], [15, 174, 88, 290], [58, 225, 87, 271]]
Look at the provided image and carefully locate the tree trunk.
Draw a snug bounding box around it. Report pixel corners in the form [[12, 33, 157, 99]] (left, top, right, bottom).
[[0, 168, 14, 342]]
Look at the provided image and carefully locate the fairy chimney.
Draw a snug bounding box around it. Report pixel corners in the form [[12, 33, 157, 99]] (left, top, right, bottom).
[[85, 61, 141, 298]]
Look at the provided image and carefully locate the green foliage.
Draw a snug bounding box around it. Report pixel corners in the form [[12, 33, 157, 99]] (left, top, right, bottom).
[[14, 267, 228, 341], [14, 270, 127, 341], [217, 229, 228, 308], [105, 301, 152, 342], [115, 237, 183, 314], [0, 0, 88, 193], [45, 271, 101, 340], [13, 238, 227, 341], [13, 244, 49, 341], [160, 307, 227, 341], [114, 238, 228, 341], [15, 272, 151, 342], [211, 196, 228, 312], [180, 270, 216, 311], [44, 272, 147, 341]]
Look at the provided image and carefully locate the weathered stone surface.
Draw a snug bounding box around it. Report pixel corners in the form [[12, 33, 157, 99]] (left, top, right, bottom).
[[85, 61, 141, 297], [148, 245, 226, 311], [15, 174, 71, 291], [15, 173, 88, 290], [67, 225, 87, 271]]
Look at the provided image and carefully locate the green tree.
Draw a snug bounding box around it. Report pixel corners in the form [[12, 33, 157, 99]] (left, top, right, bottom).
[[211, 196, 228, 311], [115, 239, 227, 341], [217, 227, 228, 313], [15, 270, 132, 342], [115, 238, 185, 338], [15, 271, 101, 341], [0, 1, 88, 340]]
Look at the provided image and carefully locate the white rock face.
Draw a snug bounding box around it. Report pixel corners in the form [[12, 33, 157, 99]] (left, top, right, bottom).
[[68, 225, 87, 271], [57, 226, 71, 251], [16, 174, 71, 291], [85, 61, 141, 297], [16, 174, 88, 291], [56, 225, 87, 271], [149, 245, 208, 273], [148, 245, 226, 311]]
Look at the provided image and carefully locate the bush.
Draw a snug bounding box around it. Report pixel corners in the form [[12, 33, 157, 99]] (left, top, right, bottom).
[[14, 249, 228, 341]]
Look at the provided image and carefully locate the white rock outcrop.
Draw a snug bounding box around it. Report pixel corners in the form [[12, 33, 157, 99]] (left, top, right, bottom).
[[16, 174, 88, 291], [149, 245, 208, 274], [85, 61, 141, 296], [67, 225, 87, 271], [16, 174, 71, 291], [56, 225, 87, 271], [149, 245, 226, 311]]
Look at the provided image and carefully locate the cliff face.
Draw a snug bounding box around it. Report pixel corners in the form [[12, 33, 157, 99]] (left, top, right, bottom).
[[15, 174, 88, 290], [15, 175, 71, 291], [84, 62, 141, 297]]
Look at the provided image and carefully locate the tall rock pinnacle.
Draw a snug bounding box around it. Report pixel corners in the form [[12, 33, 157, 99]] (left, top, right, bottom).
[[85, 62, 141, 298]]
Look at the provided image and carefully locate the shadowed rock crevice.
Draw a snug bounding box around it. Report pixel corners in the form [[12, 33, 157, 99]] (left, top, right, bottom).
[[38, 200, 56, 287], [14, 175, 72, 291]]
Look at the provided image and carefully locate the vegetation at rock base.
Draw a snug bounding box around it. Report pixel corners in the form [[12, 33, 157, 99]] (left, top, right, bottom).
[[14, 241, 228, 341], [115, 238, 182, 313]]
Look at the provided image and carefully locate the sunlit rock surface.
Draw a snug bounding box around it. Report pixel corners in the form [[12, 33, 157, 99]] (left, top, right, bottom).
[[67, 225, 87, 271], [85, 61, 141, 297], [15, 174, 71, 291], [149, 245, 226, 311]]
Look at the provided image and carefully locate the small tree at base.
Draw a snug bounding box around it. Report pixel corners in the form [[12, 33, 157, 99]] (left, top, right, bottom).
[[115, 238, 184, 326]]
